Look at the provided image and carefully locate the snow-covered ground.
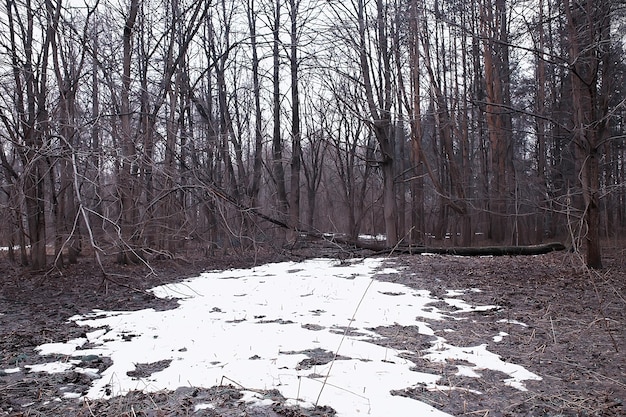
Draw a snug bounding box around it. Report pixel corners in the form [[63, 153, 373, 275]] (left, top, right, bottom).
[[25, 258, 541, 416]]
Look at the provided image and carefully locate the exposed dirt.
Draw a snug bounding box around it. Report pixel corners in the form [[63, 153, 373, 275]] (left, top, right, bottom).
[[373, 250, 625, 416], [0, 245, 624, 416]]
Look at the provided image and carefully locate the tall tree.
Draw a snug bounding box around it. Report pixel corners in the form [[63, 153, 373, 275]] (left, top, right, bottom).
[[480, 0, 514, 243], [563, 0, 613, 268], [407, 0, 425, 244], [356, 0, 398, 246], [287, 0, 302, 241], [3, 0, 62, 269], [50, 9, 89, 266], [246, 0, 264, 208], [117, 0, 140, 264], [271, 0, 288, 232]]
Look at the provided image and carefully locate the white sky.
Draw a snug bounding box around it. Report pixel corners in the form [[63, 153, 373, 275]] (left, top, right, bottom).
[[23, 258, 541, 416]]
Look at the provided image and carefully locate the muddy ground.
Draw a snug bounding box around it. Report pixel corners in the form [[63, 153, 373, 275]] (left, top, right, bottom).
[[0, 245, 624, 416]]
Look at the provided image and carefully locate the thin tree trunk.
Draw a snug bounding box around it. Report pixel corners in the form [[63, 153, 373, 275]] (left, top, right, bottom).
[[246, 0, 264, 207], [118, 0, 140, 264], [272, 0, 288, 232], [409, 0, 424, 244], [288, 0, 301, 242]]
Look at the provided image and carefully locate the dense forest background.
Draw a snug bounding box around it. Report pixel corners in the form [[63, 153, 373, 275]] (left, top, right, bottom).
[[0, 0, 624, 270]]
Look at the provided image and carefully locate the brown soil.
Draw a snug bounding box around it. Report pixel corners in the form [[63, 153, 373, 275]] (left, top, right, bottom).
[[0, 246, 624, 416]]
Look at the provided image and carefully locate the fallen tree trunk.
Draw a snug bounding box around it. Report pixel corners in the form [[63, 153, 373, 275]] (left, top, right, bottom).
[[307, 234, 566, 256], [190, 176, 566, 258], [391, 242, 567, 256], [305, 233, 567, 256], [325, 238, 566, 256]]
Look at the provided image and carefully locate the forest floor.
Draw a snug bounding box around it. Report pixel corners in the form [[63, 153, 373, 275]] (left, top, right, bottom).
[[0, 243, 624, 417]]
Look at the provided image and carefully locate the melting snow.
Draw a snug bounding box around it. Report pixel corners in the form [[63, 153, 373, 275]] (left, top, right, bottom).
[[33, 258, 541, 416], [493, 332, 509, 342], [498, 319, 529, 327]]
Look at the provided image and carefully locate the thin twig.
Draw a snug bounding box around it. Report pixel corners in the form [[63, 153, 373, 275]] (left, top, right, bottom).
[[550, 316, 557, 344], [82, 397, 97, 417]]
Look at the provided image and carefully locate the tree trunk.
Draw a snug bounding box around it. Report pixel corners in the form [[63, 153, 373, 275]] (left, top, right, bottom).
[[246, 0, 264, 207], [408, 0, 424, 244], [564, 0, 611, 269], [272, 0, 288, 234], [481, 0, 514, 244], [117, 0, 140, 264], [288, 0, 302, 242], [357, 0, 398, 247]]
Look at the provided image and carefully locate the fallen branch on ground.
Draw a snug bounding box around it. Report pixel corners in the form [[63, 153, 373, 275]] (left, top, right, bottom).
[[316, 236, 567, 256]]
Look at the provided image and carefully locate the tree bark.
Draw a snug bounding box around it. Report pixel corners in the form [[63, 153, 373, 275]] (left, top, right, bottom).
[[246, 0, 264, 207], [357, 0, 397, 247], [117, 0, 140, 264], [564, 0, 611, 269], [480, 0, 514, 244], [272, 0, 288, 233], [288, 0, 302, 242]]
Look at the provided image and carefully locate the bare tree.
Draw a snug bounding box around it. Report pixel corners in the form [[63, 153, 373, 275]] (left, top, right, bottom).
[[563, 0, 614, 268], [355, 0, 398, 246], [116, 0, 140, 264], [287, 0, 302, 241], [245, 0, 264, 208], [2, 0, 63, 269], [480, 0, 514, 243], [271, 0, 288, 231]]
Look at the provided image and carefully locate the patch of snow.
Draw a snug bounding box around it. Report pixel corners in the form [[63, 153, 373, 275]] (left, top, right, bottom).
[[497, 319, 529, 327], [63, 392, 82, 399], [77, 367, 101, 379], [36, 338, 87, 356], [86, 329, 108, 341], [33, 258, 540, 417], [240, 390, 274, 407], [423, 338, 541, 391], [194, 403, 215, 411], [493, 332, 509, 342], [358, 234, 386, 241], [443, 298, 499, 313], [455, 365, 481, 378], [444, 288, 484, 297], [3, 367, 21, 374], [0, 246, 24, 252], [427, 384, 482, 395], [26, 361, 79, 374]]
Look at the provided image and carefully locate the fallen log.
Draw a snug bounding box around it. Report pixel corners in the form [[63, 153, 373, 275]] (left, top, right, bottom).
[[307, 234, 566, 256], [189, 178, 566, 258], [390, 242, 567, 256]]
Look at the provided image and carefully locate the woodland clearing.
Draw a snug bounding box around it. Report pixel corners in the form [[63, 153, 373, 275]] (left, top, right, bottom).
[[0, 245, 624, 416]]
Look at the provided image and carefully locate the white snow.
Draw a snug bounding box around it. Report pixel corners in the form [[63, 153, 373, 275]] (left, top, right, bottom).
[[498, 319, 529, 327], [194, 402, 215, 411], [423, 338, 541, 392], [35, 338, 87, 356], [493, 332, 509, 342], [33, 258, 541, 416], [26, 361, 79, 374]]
